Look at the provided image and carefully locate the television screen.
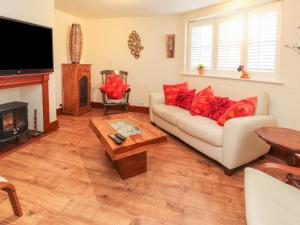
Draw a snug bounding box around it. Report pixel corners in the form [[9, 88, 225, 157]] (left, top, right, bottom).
[[0, 17, 53, 75]]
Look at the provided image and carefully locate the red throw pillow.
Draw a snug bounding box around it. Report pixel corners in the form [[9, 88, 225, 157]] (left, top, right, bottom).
[[100, 73, 129, 99], [189, 86, 214, 116], [163, 82, 188, 105], [205, 96, 236, 121], [217, 97, 257, 126], [175, 89, 196, 110]]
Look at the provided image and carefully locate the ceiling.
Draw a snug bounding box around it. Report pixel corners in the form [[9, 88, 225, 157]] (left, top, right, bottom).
[[55, 0, 227, 18]]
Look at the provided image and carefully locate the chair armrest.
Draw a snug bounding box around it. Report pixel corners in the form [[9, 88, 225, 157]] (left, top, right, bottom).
[[222, 115, 276, 169], [260, 163, 300, 176]]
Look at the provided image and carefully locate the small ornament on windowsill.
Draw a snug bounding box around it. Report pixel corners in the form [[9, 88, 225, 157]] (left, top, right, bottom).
[[197, 64, 205, 76], [237, 65, 249, 79], [28, 109, 41, 136]]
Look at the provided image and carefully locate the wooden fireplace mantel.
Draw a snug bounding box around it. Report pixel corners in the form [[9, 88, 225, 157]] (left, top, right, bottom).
[[0, 73, 58, 133]]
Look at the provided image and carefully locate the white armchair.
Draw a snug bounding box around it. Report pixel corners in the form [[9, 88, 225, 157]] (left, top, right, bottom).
[[245, 164, 300, 225]]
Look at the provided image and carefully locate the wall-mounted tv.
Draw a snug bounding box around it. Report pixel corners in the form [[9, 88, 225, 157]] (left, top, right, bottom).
[[0, 16, 53, 75]]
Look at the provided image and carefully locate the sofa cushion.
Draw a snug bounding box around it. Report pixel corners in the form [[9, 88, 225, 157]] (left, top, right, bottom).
[[175, 89, 196, 110], [217, 97, 257, 126], [152, 104, 190, 126], [177, 115, 223, 147], [163, 82, 188, 105]]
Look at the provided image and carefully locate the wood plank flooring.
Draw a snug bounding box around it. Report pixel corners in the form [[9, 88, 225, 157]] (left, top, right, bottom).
[[0, 109, 278, 225]]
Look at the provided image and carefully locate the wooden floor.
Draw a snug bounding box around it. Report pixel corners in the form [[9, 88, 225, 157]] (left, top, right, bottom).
[[0, 109, 279, 225]]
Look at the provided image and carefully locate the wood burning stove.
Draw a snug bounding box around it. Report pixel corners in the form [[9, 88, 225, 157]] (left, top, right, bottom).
[[0, 102, 28, 143]]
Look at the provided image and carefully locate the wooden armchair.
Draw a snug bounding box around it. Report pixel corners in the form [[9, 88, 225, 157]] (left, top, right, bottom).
[[100, 70, 130, 116], [0, 177, 23, 217]]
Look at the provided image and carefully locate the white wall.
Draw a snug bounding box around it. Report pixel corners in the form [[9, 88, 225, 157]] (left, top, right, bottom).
[[180, 0, 300, 130], [53, 10, 85, 108], [0, 0, 57, 129], [83, 17, 182, 106]]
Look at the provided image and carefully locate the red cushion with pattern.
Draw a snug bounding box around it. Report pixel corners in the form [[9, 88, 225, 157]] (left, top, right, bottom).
[[163, 82, 188, 105], [189, 86, 214, 116], [217, 97, 257, 126], [205, 96, 236, 121], [175, 89, 196, 110], [100, 72, 129, 99]]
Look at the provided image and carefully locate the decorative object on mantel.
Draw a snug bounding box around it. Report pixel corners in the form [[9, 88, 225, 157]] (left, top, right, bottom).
[[166, 34, 175, 58], [29, 109, 41, 137], [128, 31, 144, 59], [69, 24, 83, 64], [238, 65, 249, 79], [197, 64, 205, 76], [285, 26, 300, 56]]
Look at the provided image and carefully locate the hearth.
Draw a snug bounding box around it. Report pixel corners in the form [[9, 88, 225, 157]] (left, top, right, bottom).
[[0, 102, 28, 143]]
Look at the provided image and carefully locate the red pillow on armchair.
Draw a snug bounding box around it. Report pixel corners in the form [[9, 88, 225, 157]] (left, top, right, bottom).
[[100, 72, 129, 99], [163, 82, 188, 105]]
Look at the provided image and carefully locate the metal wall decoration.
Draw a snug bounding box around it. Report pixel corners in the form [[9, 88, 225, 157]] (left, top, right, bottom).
[[128, 31, 144, 59], [166, 34, 175, 58], [69, 24, 83, 64]]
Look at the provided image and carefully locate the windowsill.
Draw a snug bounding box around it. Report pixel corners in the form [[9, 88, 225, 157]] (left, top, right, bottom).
[[181, 73, 284, 85]]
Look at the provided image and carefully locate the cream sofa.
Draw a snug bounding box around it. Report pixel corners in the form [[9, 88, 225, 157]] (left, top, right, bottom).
[[150, 85, 276, 174]]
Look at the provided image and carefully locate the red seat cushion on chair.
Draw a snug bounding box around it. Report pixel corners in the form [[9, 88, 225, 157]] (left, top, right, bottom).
[[175, 89, 196, 110], [100, 72, 129, 99], [163, 82, 188, 105], [217, 97, 257, 126], [189, 86, 214, 116]]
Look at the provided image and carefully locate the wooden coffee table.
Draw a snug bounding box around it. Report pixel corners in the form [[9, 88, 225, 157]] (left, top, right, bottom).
[[90, 114, 167, 179]]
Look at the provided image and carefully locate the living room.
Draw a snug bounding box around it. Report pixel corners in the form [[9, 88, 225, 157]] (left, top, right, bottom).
[[0, 0, 299, 224]]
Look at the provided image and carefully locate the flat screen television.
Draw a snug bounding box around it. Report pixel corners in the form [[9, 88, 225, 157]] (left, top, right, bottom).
[[0, 16, 53, 75]]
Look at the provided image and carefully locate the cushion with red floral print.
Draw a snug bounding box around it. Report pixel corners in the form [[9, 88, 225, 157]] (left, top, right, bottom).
[[217, 97, 257, 126], [163, 82, 188, 105], [189, 86, 214, 116], [205, 96, 236, 121], [100, 72, 129, 99], [175, 89, 196, 110]]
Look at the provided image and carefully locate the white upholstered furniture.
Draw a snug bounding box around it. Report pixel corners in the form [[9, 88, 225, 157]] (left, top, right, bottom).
[[245, 166, 300, 225], [150, 85, 276, 174]]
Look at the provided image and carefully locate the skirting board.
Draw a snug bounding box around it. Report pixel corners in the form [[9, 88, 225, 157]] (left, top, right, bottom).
[[57, 103, 149, 115], [91, 102, 149, 113]]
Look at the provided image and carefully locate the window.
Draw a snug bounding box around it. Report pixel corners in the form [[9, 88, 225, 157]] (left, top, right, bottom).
[[247, 9, 279, 72], [217, 15, 243, 70], [185, 1, 282, 79], [189, 22, 213, 69]]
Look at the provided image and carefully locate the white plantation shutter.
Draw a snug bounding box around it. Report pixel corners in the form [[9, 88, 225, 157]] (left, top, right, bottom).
[[247, 9, 279, 72], [190, 23, 213, 69], [186, 1, 281, 78], [217, 15, 243, 70]]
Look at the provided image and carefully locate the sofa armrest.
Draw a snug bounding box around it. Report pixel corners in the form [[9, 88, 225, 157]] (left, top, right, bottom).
[[222, 115, 276, 169], [149, 92, 164, 122], [149, 92, 164, 107]]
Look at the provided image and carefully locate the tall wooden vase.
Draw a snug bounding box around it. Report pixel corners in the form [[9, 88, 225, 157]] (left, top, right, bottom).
[[69, 24, 83, 64]]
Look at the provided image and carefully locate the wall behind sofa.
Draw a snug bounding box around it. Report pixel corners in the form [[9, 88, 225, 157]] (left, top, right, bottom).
[[180, 0, 300, 130], [83, 17, 183, 106]]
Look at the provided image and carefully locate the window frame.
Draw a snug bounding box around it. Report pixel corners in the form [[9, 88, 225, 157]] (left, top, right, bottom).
[[184, 1, 282, 81]]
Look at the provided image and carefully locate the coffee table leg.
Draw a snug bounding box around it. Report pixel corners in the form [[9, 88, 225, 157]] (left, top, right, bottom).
[[113, 152, 147, 180]]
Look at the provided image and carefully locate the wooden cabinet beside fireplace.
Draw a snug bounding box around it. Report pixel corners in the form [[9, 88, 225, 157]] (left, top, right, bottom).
[[62, 64, 91, 115]]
